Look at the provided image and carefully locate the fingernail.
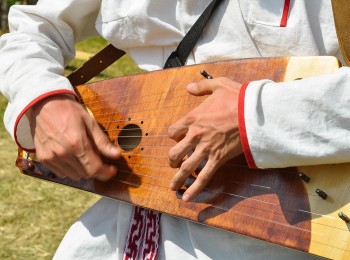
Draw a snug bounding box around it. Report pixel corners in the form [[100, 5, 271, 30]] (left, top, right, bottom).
[[182, 193, 190, 202], [110, 165, 118, 174], [187, 83, 198, 92], [110, 145, 119, 155], [169, 182, 176, 190]]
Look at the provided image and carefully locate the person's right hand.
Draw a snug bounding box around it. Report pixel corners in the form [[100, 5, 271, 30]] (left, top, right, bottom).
[[27, 94, 121, 181]]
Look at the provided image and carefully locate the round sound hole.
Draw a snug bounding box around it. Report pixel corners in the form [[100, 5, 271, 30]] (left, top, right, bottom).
[[118, 124, 142, 151]]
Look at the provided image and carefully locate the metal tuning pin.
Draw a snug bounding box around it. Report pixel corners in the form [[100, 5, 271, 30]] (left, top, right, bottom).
[[298, 172, 311, 183], [315, 189, 328, 200], [200, 70, 213, 79], [27, 160, 35, 171], [338, 212, 350, 223]]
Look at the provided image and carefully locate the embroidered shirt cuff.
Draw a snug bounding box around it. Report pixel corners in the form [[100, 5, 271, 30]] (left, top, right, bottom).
[[238, 82, 257, 168], [14, 90, 78, 151]]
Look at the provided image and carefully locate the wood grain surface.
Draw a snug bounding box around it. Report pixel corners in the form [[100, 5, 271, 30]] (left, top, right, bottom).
[[17, 56, 348, 259]]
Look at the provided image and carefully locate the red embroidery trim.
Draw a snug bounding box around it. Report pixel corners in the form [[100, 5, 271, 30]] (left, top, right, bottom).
[[123, 207, 160, 260], [139, 210, 160, 260], [280, 0, 291, 27], [238, 82, 257, 169]]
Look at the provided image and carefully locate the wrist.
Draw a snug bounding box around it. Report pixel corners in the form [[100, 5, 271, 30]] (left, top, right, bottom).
[[26, 93, 77, 125]]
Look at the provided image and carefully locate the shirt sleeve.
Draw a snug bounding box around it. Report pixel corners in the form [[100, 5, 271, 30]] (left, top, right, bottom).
[[238, 66, 350, 169], [0, 0, 102, 151]]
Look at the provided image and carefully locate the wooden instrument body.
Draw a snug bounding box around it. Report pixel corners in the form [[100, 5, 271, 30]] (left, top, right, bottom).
[[17, 56, 350, 259]]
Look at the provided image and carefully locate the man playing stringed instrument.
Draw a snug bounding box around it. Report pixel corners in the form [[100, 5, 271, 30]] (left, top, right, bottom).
[[1, 0, 350, 259]]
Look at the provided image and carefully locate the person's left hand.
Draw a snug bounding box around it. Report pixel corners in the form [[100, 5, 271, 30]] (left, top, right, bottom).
[[168, 77, 243, 201]]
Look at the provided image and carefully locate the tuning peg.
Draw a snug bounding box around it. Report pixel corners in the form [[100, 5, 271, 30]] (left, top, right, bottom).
[[200, 70, 213, 79], [338, 212, 350, 223], [315, 189, 328, 200], [298, 172, 310, 183]]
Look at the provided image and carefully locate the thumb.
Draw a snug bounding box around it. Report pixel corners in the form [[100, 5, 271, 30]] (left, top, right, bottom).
[[88, 118, 121, 159], [186, 78, 220, 96]]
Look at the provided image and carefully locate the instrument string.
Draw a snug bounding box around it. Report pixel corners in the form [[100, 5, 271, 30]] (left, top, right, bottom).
[[114, 156, 293, 175], [116, 151, 286, 176], [108, 149, 350, 238], [117, 169, 287, 206], [78, 84, 190, 105], [114, 134, 170, 138], [102, 127, 340, 210], [73, 81, 350, 247], [113, 155, 333, 206], [113, 150, 350, 212], [105, 126, 169, 131], [80, 91, 191, 108], [84, 97, 346, 217], [116, 162, 323, 200], [118, 144, 173, 150], [209, 194, 347, 246], [87, 100, 202, 118], [80, 83, 204, 118], [89, 112, 189, 125], [103, 119, 182, 128], [115, 164, 281, 189], [108, 168, 350, 238], [103, 126, 315, 208], [98, 132, 307, 177], [25, 155, 350, 246]]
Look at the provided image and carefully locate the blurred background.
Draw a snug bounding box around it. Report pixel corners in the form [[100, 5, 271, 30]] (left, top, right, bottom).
[[1, 1, 38, 33], [0, 1, 141, 258]]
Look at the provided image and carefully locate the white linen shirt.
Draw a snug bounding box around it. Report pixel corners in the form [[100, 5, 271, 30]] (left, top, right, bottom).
[[0, 0, 349, 259]]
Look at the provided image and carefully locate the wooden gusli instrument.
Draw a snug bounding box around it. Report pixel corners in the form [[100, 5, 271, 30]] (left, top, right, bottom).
[[16, 56, 350, 259]]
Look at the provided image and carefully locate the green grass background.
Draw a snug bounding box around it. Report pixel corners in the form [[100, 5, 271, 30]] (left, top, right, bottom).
[[0, 37, 141, 259]]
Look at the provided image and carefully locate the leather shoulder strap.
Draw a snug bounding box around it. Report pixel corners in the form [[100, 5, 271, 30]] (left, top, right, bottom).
[[67, 44, 125, 87], [332, 0, 350, 66], [68, 0, 223, 85]]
